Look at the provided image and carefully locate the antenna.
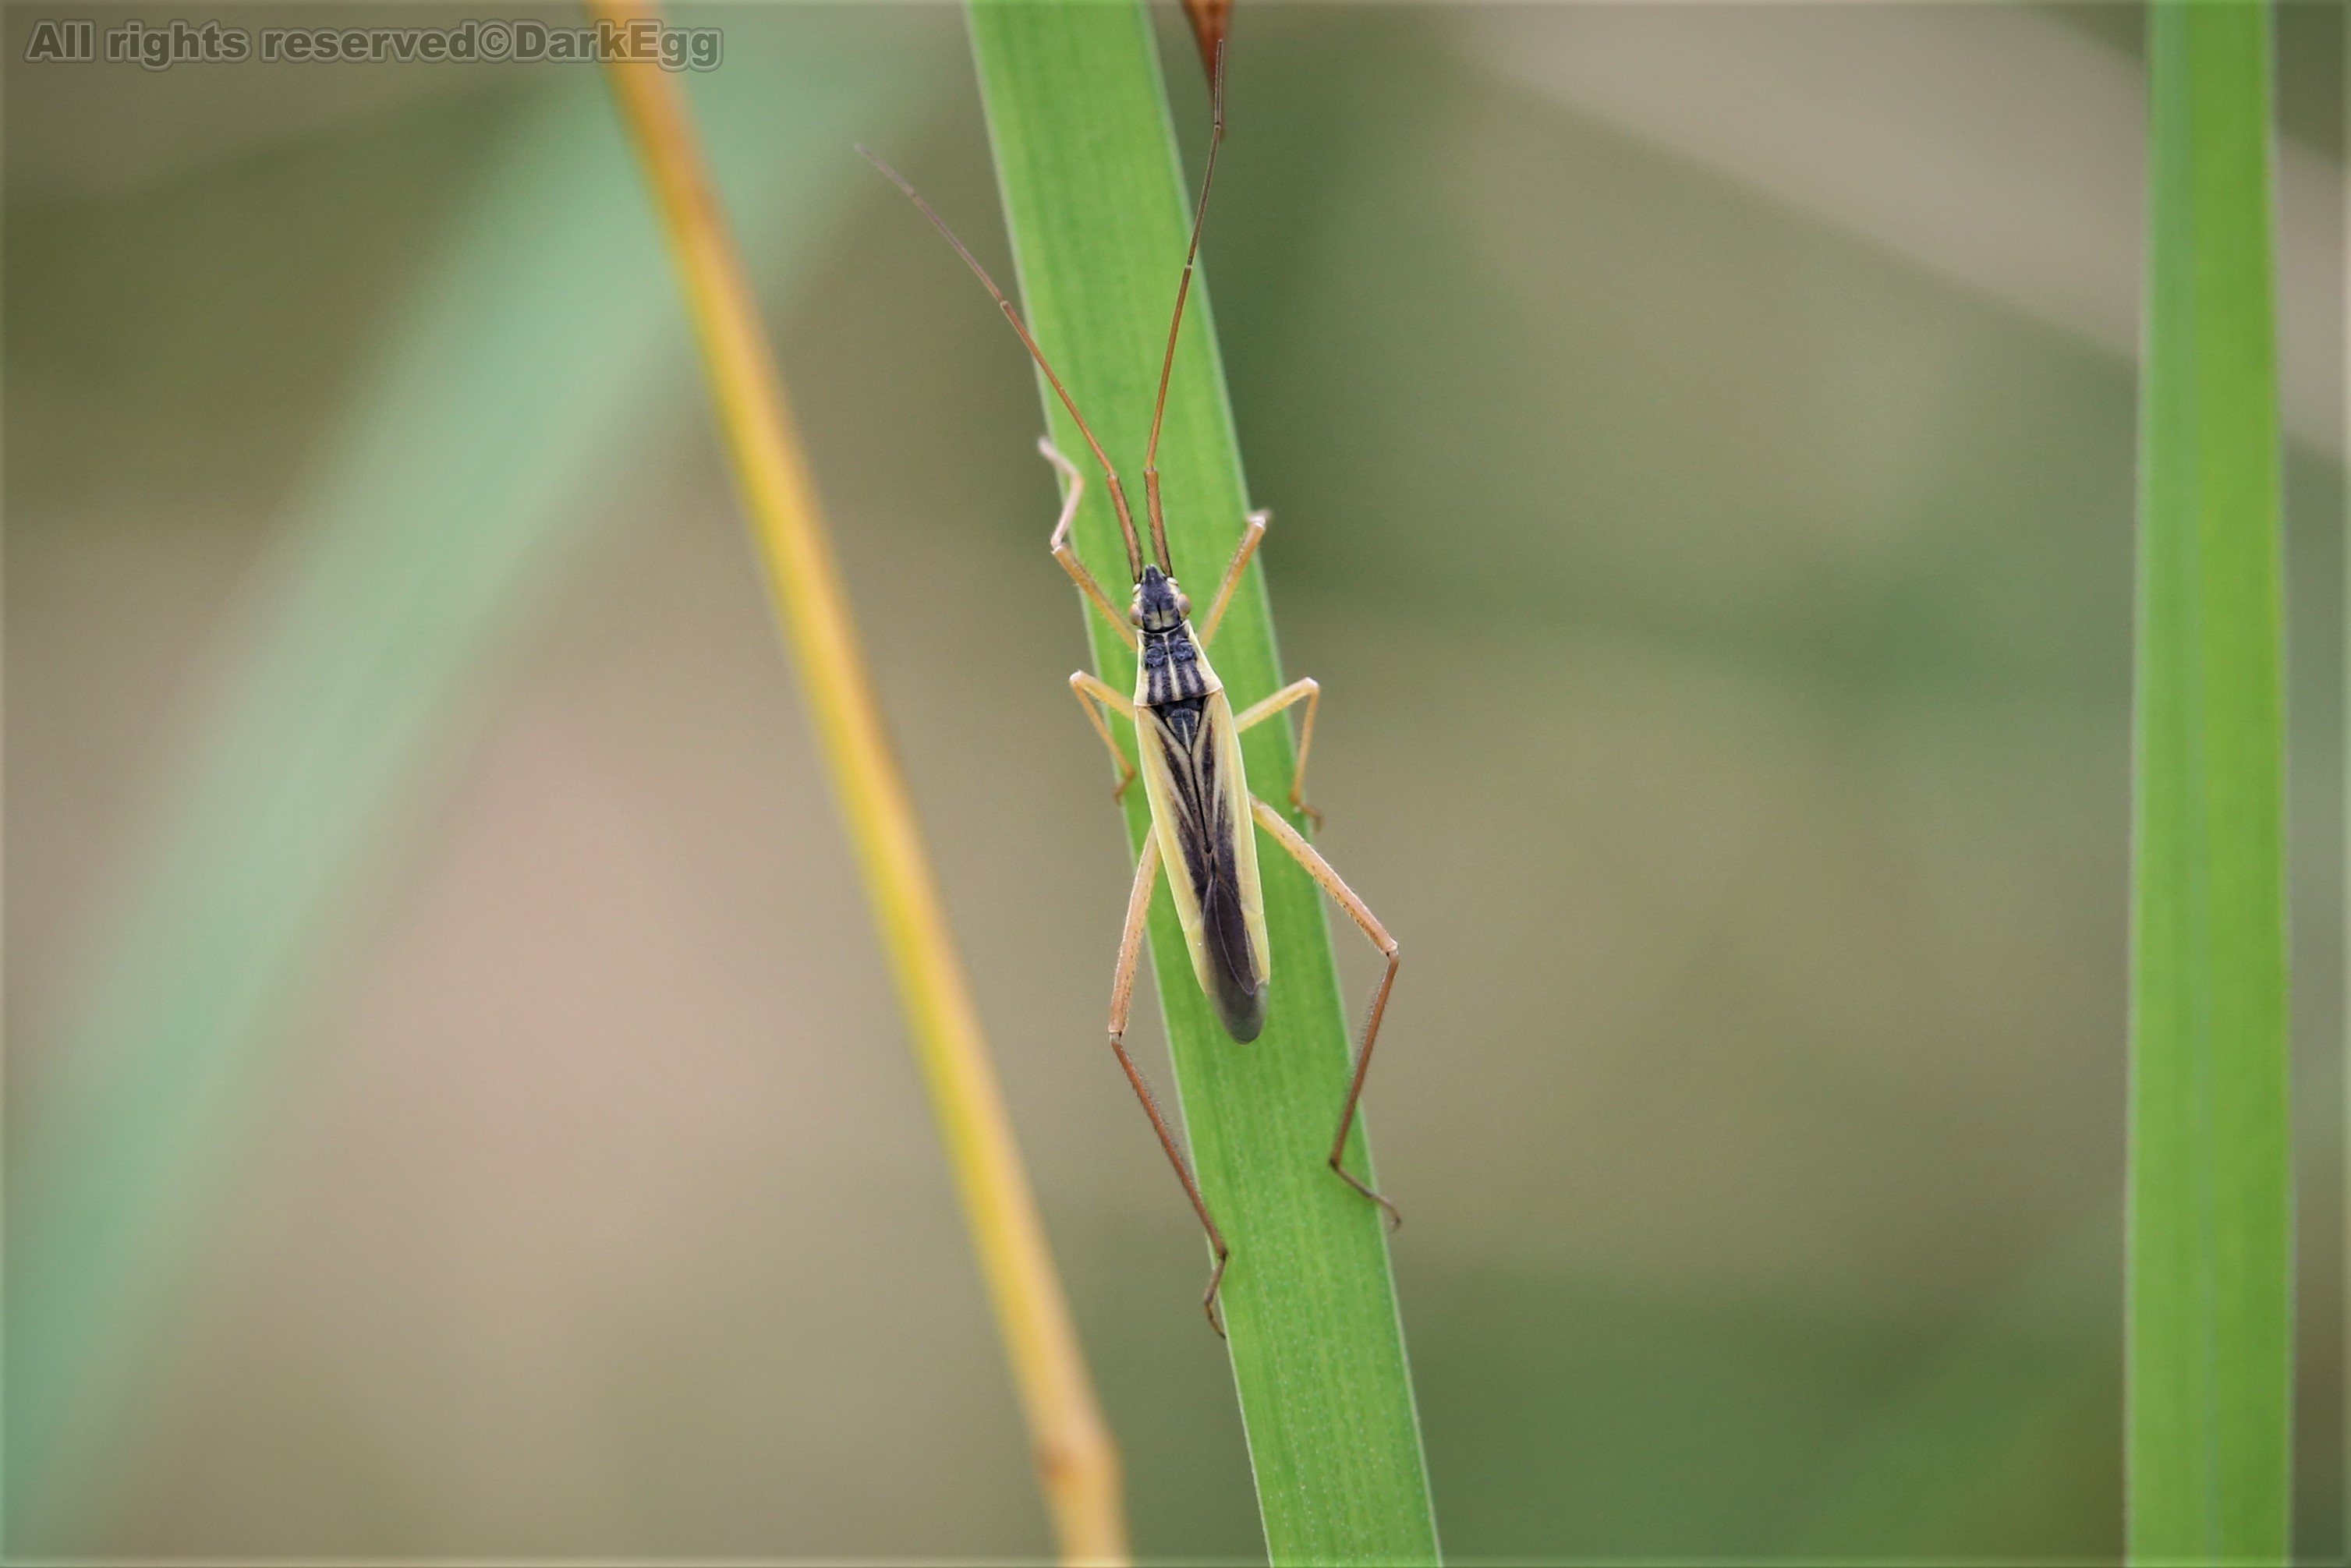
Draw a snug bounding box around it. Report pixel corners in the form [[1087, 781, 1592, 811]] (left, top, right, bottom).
[[859, 146, 1148, 582], [1142, 38, 1228, 578]]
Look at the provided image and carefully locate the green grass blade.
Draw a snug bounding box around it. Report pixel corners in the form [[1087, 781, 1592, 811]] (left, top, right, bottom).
[[965, 2, 1439, 1561], [2127, 3, 2291, 1562]]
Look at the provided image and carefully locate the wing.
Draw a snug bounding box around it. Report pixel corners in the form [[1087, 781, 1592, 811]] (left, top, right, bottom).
[[1136, 689, 1270, 1042]]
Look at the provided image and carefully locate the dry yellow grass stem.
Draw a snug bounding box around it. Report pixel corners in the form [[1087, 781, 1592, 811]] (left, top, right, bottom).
[[592, 6, 1127, 1560]]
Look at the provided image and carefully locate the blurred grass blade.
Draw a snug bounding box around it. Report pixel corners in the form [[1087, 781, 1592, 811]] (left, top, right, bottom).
[[8, 47, 901, 1545], [966, 2, 1440, 1560], [2127, 3, 2290, 1562], [587, 5, 1126, 1560]]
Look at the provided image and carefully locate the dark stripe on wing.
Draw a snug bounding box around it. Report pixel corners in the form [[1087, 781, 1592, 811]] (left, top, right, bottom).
[[1151, 698, 1266, 1042], [1198, 845, 1266, 1042]]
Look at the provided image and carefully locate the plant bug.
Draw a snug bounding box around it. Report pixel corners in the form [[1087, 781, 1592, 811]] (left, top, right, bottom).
[[862, 40, 1399, 1336]]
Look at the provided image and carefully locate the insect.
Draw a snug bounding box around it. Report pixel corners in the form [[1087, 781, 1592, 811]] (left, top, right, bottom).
[[863, 40, 1398, 1336]]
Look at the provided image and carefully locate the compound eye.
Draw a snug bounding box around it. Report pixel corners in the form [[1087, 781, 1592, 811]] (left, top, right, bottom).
[[1128, 604, 1144, 626], [1175, 593, 1193, 618]]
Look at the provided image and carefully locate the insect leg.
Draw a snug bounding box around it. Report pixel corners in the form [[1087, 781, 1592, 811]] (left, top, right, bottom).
[[1041, 439, 1138, 649], [1232, 676, 1322, 827], [1249, 795, 1403, 1230], [1068, 672, 1138, 802], [1198, 508, 1268, 646], [1107, 835, 1233, 1335]]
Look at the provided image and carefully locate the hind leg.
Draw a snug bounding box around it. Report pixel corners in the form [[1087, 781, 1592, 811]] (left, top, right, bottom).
[[1249, 796, 1401, 1229]]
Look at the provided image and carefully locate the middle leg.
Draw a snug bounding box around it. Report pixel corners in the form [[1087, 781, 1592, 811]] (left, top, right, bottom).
[[1233, 677, 1323, 827], [1069, 671, 1138, 802]]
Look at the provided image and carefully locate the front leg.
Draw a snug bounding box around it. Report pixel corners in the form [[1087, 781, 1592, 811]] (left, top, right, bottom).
[[1069, 671, 1138, 802], [1042, 439, 1138, 650], [1199, 508, 1269, 646]]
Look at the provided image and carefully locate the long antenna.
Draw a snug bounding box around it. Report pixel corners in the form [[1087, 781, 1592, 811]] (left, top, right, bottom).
[[859, 146, 1148, 582], [1142, 38, 1228, 578]]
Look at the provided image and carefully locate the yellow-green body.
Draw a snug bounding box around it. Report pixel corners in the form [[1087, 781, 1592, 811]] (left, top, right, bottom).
[[1128, 568, 1270, 1041]]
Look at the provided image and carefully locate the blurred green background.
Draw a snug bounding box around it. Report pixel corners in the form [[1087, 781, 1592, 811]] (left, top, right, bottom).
[[5, 3, 2344, 1561]]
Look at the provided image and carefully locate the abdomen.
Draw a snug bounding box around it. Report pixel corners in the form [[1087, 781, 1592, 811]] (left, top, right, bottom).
[[1136, 688, 1271, 1042]]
